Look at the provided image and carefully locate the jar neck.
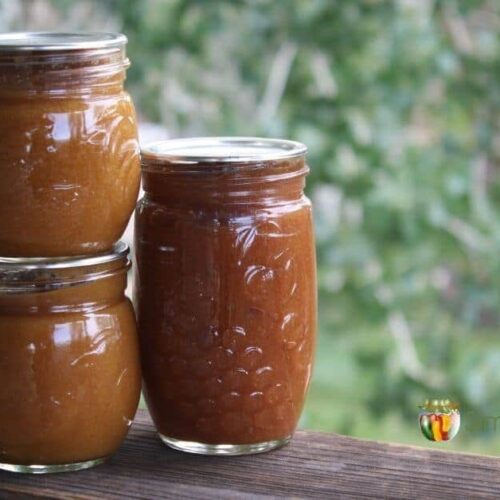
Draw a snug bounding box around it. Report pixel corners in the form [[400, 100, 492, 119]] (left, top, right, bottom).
[[0, 47, 128, 96], [141, 156, 309, 208], [0, 269, 128, 315], [0, 250, 130, 314]]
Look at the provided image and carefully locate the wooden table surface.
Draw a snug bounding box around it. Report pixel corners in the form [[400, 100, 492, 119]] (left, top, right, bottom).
[[1, 409, 500, 499]]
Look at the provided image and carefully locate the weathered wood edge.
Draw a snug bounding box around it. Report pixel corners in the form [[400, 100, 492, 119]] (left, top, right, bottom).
[[1, 409, 499, 500]]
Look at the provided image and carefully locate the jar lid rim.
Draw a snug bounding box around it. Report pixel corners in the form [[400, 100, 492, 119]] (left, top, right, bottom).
[[142, 137, 307, 164], [0, 32, 127, 52], [0, 241, 129, 271]]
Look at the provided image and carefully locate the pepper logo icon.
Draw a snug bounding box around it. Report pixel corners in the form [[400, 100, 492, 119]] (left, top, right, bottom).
[[419, 399, 460, 442]]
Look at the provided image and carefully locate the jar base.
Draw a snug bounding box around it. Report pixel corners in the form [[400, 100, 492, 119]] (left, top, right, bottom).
[[159, 433, 290, 456], [0, 457, 107, 474]]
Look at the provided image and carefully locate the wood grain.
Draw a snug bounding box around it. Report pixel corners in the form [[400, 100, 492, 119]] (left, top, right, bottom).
[[1, 410, 499, 499]]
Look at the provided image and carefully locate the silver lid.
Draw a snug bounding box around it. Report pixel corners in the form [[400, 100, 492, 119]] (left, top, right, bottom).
[[0, 32, 127, 52], [0, 241, 129, 271], [141, 137, 307, 164], [0, 242, 130, 293]]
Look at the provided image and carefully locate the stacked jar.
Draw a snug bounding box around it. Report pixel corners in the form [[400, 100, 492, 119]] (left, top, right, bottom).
[[0, 33, 141, 473]]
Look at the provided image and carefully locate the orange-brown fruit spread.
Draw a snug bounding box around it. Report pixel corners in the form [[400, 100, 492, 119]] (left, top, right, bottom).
[[135, 138, 317, 454], [0, 242, 141, 472], [0, 33, 140, 257]]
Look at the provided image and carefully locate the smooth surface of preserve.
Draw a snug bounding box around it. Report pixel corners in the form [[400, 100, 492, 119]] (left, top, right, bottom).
[[0, 33, 140, 256], [0, 245, 141, 470], [135, 138, 316, 451]]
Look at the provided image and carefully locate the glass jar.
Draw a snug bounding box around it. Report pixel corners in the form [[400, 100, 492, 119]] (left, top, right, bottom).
[[135, 138, 317, 455], [0, 242, 141, 473], [0, 33, 140, 257]]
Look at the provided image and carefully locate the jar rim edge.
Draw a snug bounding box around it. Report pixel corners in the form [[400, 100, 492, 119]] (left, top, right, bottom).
[[0, 31, 127, 52], [0, 241, 129, 271], [141, 137, 308, 165]]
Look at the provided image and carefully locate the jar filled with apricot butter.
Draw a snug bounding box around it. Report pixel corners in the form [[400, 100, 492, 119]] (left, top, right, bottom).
[[135, 138, 317, 455], [0, 242, 141, 473], [0, 32, 140, 257]]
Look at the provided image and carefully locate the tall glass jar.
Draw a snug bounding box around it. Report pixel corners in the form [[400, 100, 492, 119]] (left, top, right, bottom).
[[135, 138, 317, 455], [0, 242, 141, 473], [0, 33, 140, 257]]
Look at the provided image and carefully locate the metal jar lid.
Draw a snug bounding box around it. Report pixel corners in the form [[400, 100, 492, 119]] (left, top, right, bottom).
[[0, 32, 127, 52], [0, 241, 129, 293], [141, 137, 308, 165]]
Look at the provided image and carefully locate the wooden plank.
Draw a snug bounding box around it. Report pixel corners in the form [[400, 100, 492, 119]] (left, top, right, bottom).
[[1, 410, 500, 499]]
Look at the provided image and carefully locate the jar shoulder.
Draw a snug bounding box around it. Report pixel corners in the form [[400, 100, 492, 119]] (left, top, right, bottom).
[[136, 194, 312, 219]]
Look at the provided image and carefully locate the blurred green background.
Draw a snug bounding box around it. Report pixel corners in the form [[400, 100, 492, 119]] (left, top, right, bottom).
[[2, 0, 499, 454]]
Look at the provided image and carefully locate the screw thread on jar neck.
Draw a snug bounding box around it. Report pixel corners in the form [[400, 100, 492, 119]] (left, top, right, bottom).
[[141, 156, 309, 208], [0, 33, 129, 95], [140, 137, 309, 208]]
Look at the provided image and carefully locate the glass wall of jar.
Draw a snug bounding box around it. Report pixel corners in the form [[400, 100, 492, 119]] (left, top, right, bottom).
[[0, 33, 140, 257], [0, 242, 141, 473], [135, 138, 317, 455]]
